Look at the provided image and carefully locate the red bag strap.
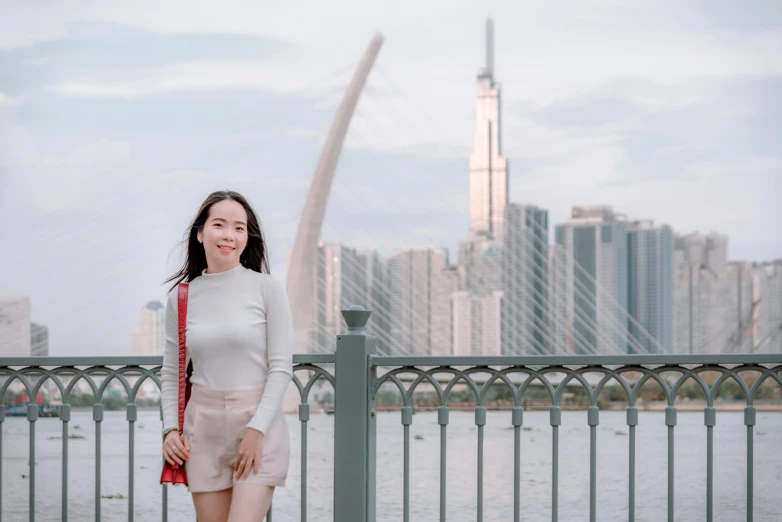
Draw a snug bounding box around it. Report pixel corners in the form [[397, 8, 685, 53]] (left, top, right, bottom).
[[177, 283, 189, 432]]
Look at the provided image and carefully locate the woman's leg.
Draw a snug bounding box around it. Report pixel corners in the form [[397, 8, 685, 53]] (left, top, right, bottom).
[[193, 488, 233, 522], [226, 484, 274, 522]]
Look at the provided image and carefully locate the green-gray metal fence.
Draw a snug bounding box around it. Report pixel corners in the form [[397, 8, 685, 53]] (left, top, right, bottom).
[[0, 307, 780, 521], [371, 353, 782, 522], [0, 354, 336, 522]]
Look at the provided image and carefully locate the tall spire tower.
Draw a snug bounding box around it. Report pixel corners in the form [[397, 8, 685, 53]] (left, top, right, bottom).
[[469, 17, 508, 241]]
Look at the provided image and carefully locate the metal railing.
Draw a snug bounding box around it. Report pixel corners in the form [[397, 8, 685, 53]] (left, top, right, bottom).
[[0, 354, 335, 522], [0, 308, 780, 522], [371, 354, 782, 522]]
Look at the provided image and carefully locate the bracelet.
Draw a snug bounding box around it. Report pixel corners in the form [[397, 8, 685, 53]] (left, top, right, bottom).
[[162, 427, 179, 441]]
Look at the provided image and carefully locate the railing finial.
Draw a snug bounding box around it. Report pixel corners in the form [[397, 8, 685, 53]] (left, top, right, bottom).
[[342, 305, 372, 335]]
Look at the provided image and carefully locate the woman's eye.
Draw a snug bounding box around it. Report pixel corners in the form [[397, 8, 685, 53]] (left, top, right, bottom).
[[237, 228, 244, 232], [214, 223, 222, 227]]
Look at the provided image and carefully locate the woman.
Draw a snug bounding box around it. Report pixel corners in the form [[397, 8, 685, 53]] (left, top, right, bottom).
[[160, 190, 293, 522]]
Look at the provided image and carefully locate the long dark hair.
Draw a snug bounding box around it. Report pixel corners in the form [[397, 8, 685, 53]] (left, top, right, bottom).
[[165, 190, 270, 292]]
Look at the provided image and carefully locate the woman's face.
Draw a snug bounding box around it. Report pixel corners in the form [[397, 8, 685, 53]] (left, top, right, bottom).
[[197, 199, 249, 272]]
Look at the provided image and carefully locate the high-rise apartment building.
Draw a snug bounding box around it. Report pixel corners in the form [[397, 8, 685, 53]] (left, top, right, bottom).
[[672, 233, 729, 353], [627, 220, 673, 353], [553, 207, 628, 354], [502, 203, 549, 354], [309, 242, 388, 353], [723, 261, 758, 353], [388, 247, 454, 356], [756, 260, 782, 352], [0, 296, 31, 357], [131, 301, 165, 356], [452, 290, 504, 356], [30, 323, 49, 357]]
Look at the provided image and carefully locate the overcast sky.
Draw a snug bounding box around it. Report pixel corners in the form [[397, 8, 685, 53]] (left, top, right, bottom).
[[1, 1, 780, 356]]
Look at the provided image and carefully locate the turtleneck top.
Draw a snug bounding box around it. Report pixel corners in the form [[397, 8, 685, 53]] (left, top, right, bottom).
[[160, 264, 293, 434]]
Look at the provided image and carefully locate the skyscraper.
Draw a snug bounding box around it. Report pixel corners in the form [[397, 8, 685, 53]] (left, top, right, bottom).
[[627, 220, 673, 354], [431, 266, 460, 357], [30, 323, 49, 357], [724, 261, 758, 353], [672, 233, 729, 353], [355, 248, 392, 352], [553, 206, 628, 354], [691, 257, 782, 354], [502, 203, 550, 355], [131, 301, 165, 356], [456, 238, 504, 355], [756, 260, 782, 353], [311, 242, 371, 353], [469, 17, 508, 242], [453, 18, 511, 356], [548, 244, 571, 354], [388, 247, 454, 356], [295, 242, 392, 353], [452, 290, 504, 356], [458, 239, 504, 295], [0, 296, 31, 357]]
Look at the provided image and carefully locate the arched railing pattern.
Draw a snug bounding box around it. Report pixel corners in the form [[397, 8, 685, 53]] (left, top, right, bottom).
[[371, 356, 782, 522], [1, 353, 778, 522], [0, 355, 335, 522]]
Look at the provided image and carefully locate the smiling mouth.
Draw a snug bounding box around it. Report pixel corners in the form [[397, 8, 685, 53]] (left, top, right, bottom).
[[218, 246, 235, 252]]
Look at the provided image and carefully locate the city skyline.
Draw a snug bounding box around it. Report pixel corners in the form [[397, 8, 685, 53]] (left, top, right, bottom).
[[293, 20, 780, 357], [1, 1, 780, 356]]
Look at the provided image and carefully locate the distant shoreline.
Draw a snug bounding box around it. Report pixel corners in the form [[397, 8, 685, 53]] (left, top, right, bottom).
[[15, 400, 782, 416], [376, 400, 782, 413]]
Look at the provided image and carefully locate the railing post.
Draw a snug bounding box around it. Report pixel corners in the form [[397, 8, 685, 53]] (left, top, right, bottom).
[[334, 305, 376, 522]]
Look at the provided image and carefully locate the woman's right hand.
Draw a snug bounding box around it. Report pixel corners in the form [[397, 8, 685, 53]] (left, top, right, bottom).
[[163, 430, 191, 466]]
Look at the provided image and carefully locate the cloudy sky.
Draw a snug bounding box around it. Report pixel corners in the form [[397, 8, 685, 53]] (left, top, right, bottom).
[[1, 1, 780, 356]]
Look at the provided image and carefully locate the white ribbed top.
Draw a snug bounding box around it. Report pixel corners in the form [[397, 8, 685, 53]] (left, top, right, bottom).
[[160, 264, 293, 434]]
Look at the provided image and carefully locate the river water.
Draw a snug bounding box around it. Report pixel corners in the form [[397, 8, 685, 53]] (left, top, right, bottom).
[[2, 409, 780, 521]]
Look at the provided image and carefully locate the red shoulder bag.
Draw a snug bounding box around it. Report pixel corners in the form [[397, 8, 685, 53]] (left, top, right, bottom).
[[160, 283, 193, 486]]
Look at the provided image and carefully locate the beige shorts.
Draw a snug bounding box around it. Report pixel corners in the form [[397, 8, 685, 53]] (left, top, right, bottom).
[[183, 384, 290, 493]]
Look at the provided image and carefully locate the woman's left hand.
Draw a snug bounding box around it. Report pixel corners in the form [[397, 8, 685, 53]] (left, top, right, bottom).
[[235, 428, 264, 480]]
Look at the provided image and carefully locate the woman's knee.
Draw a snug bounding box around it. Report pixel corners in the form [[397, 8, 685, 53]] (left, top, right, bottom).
[[192, 488, 233, 522], [227, 484, 275, 522]]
